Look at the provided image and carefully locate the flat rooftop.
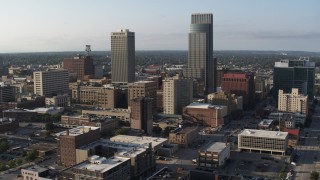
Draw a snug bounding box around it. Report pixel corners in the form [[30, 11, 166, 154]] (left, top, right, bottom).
[[55, 126, 99, 137], [186, 103, 226, 110], [259, 119, 274, 126], [79, 139, 147, 158], [110, 135, 168, 150], [202, 142, 228, 152], [239, 129, 288, 139], [23, 165, 48, 173], [74, 155, 130, 173]]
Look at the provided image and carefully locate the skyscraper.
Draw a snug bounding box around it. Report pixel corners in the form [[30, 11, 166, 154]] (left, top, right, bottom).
[[63, 54, 94, 81], [183, 13, 216, 95], [111, 29, 135, 84], [273, 58, 315, 100]]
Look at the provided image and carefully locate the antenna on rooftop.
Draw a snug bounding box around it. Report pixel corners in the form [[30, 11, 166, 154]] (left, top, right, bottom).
[[85, 45, 91, 56]]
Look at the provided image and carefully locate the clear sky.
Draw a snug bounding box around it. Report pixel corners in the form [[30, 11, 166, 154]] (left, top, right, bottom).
[[0, 0, 319, 52]]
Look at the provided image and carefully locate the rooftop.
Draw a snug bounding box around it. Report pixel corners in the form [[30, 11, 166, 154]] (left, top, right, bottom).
[[186, 103, 226, 110], [110, 135, 168, 150], [202, 142, 228, 152], [23, 165, 48, 173], [239, 129, 288, 139], [74, 156, 130, 173], [259, 119, 274, 126], [55, 126, 99, 137]]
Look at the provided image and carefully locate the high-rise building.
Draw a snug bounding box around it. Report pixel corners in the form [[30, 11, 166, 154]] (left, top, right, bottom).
[[221, 72, 255, 109], [130, 97, 153, 135], [0, 85, 16, 102], [273, 58, 315, 100], [278, 88, 308, 114], [33, 69, 69, 97], [163, 75, 193, 115], [63, 54, 94, 81], [111, 29, 135, 84], [183, 13, 216, 95]]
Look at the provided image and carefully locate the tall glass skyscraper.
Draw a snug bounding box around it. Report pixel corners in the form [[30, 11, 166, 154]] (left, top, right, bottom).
[[273, 58, 315, 100], [183, 13, 216, 95], [111, 29, 135, 83]]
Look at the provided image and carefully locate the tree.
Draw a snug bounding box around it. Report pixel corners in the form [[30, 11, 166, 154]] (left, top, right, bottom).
[[0, 138, 9, 153], [16, 158, 23, 165], [0, 162, 6, 171], [114, 128, 129, 136], [25, 150, 39, 161], [152, 126, 162, 134], [45, 123, 54, 131], [163, 127, 171, 137], [8, 159, 16, 168], [311, 171, 319, 180]]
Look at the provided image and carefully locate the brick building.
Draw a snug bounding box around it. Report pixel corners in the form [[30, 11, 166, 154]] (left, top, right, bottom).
[[221, 72, 255, 109], [63, 54, 94, 81], [56, 126, 100, 167], [130, 97, 153, 135]]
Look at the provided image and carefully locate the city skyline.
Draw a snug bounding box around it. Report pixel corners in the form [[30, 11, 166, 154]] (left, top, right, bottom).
[[0, 0, 319, 52]]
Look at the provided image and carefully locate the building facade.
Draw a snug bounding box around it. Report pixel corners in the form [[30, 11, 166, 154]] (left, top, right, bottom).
[[183, 103, 227, 127], [111, 29, 135, 83], [183, 13, 216, 95], [45, 94, 70, 107], [207, 91, 243, 115], [128, 81, 157, 109], [221, 72, 255, 109], [168, 127, 198, 148], [33, 69, 69, 97], [130, 97, 153, 135], [198, 142, 230, 170], [63, 54, 94, 81], [278, 88, 308, 114], [0, 85, 16, 102], [273, 58, 315, 100], [56, 126, 100, 167], [163, 75, 193, 115], [238, 129, 288, 155]]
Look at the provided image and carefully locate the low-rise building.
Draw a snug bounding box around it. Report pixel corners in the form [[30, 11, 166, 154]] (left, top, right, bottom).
[[198, 142, 230, 170], [238, 129, 288, 155], [257, 119, 274, 130], [268, 112, 306, 128], [21, 165, 50, 180], [82, 109, 130, 121], [0, 118, 19, 133], [45, 94, 70, 107], [183, 103, 227, 127], [58, 115, 118, 134], [60, 155, 131, 180], [168, 127, 198, 148]]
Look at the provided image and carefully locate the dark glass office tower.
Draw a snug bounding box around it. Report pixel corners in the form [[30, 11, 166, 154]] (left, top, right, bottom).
[[183, 13, 216, 95], [273, 58, 315, 100]]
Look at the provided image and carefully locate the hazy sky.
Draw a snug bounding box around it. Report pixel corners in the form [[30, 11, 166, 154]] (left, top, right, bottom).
[[0, 0, 319, 52]]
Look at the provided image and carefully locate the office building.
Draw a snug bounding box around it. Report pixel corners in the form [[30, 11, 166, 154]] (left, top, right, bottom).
[[183, 103, 227, 127], [33, 69, 69, 97], [82, 108, 131, 121], [0, 85, 16, 102], [278, 88, 308, 114], [128, 81, 157, 109], [111, 29, 135, 83], [63, 54, 94, 81], [130, 97, 153, 135], [221, 72, 255, 109], [198, 142, 230, 170], [163, 75, 193, 115], [238, 129, 288, 155], [168, 127, 198, 148], [56, 126, 100, 167], [273, 58, 315, 100], [183, 13, 216, 95]]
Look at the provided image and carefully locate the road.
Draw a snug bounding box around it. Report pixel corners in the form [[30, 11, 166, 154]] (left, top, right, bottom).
[[294, 106, 320, 180]]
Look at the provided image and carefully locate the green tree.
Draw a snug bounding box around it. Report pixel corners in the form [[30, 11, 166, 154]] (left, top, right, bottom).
[[311, 171, 319, 180], [152, 126, 162, 134], [163, 127, 171, 137], [45, 123, 54, 131], [25, 150, 39, 161], [0, 138, 9, 153], [8, 159, 16, 168], [16, 158, 23, 165], [0, 162, 6, 171], [114, 128, 129, 136]]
